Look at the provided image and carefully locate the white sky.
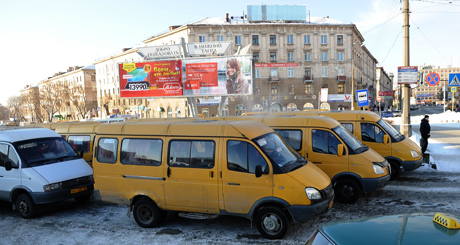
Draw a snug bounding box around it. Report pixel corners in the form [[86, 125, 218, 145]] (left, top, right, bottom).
[[1, 0, 459, 106]]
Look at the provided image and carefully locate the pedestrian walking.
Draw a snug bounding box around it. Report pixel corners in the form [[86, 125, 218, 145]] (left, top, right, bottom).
[[420, 115, 431, 154]]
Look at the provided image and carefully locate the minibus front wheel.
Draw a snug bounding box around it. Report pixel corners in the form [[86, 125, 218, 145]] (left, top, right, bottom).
[[255, 206, 289, 239], [16, 193, 37, 219], [133, 197, 162, 228], [334, 179, 361, 204]]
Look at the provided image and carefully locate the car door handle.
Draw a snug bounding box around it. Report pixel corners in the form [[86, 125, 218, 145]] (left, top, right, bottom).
[[167, 167, 171, 178]]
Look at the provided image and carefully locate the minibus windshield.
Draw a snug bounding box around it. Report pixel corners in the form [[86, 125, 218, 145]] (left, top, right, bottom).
[[333, 125, 368, 154], [255, 133, 306, 172], [378, 119, 405, 142], [16, 137, 80, 167]]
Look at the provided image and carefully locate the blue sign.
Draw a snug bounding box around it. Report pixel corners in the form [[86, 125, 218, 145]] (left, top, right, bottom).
[[449, 73, 460, 87], [357, 89, 369, 107]]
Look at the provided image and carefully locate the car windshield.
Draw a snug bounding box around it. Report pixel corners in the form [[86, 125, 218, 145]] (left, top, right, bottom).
[[15, 137, 79, 167], [254, 133, 306, 172], [378, 119, 405, 142], [333, 125, 367, 153]]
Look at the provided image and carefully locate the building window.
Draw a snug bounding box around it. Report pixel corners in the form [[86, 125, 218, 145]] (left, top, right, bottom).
[[270, 35, 276, 45], [271, 85, 278, 95], [338, 84, 344, 94], [270, 52, 277, 62], [322, 67, 328, 77], [338, 68, 344, 75], [288, 51, 294, 61], [305, 84, 312, 94], [304, 51, 311, 61], [321, 52, 328, 61], [288, 68, 294, 78], [199, 36, 205, 42], [304, 35, 311, 44], [235, 36, 241, 45], [321, 35, 327, 45], [287, 35, 294, 44], [288, 84, 295, 94], [337, 52, 344, 61], [255, 69, 260, 78], [252, 35, 259, 45], [253, 104, 263, 112], [271, 69, 278, 77], [217, 35, 224, 42], [253, 52, 260, 62], [337, 35, 343, 45]]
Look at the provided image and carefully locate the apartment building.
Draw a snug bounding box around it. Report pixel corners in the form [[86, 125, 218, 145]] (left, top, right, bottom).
[[376, 67, 394, 110], [142, 14, 377, 115]]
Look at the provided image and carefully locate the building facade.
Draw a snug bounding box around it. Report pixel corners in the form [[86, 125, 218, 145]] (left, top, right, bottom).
[[376, 67, 394, 110], [416, 66, 460, 105], [142, 16, 378, 115]]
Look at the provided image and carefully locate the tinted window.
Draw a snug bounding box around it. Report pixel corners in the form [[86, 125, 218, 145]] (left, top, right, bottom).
[[68, 135, 91, 153], [227, 140, 268, 174], [361, 123, 385, 143], [16, 137, 78, 166], [274, 129, 302, 151], [169, 140, 214, 168], [312, 129, 341, 154], [341, 123, 353, 133], [97, 138, 118, 164], [121, 138, 162, 166], [0, 144, 18, 168]]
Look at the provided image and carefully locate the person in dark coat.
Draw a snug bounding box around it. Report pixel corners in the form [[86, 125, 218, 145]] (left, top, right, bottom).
[[420, 115, 431, 154]]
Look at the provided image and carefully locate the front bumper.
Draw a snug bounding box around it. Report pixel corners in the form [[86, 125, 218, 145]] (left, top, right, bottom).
[[401, 158, 423, 171], [288, 196, 334, 223], [361, 174, 390, 192], [30, 183, 94, 205]]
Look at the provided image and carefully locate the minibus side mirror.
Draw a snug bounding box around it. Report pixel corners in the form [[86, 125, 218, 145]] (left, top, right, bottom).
[[383, 135, 390, 145], [255, 165, 263, 178], [337, 144, 344, 157], [4, 160, 12, 171]]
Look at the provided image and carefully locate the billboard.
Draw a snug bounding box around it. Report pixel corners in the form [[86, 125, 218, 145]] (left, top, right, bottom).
[[119, 56, 253, 98]]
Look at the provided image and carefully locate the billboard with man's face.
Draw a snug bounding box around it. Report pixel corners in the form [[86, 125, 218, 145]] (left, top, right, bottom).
[[119, 56, 252, 98]]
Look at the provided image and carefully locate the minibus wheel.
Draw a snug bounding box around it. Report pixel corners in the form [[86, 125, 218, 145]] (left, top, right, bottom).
[[334, 179, 361, 204], [255, 206, 289, 239], [133, 197, 162, 228], [16, 193, 36, 219], [389, 161, 401, 180]]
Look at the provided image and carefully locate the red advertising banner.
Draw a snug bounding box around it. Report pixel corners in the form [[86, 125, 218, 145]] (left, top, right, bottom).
[[185, 62, 218, 89], [378, 91, 395, 97], [254, 63, 299, 68], [119, 61, 182, 98]]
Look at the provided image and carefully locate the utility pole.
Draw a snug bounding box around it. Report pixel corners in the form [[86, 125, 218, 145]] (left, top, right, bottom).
[[401, 0, 412, 137]]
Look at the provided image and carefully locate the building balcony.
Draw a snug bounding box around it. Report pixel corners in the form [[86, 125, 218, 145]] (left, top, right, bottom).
[[304, 75, 314, 82], [337, 75, 347, 82], [269, 75, 280, 84]]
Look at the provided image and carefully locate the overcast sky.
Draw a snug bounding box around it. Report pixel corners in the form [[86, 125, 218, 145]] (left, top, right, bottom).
[[1, 0, 459, 106]]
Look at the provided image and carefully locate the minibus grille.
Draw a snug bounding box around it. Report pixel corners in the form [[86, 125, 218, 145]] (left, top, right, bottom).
[[61, 175, 93, 189], [320, 184, 334, 200]]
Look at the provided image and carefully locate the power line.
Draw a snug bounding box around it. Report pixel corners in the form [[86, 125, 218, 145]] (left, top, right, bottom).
[[379, 27, 403, 66]]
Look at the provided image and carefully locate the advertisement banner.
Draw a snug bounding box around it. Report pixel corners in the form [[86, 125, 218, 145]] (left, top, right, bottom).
[[119, 56, 253, 98], [328, 94, 351, 102], [119, 60, 182, 98], [378, 91, 395, 97]]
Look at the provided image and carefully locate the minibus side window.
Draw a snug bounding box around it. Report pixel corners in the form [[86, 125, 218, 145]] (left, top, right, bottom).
[[312, 129, 341, 155], [68, 135, 91, 153], [361, 123, 385, 143], [169, 140, 215, 168], [227, 140, 268, 174], [121, 138, 162, 166], [97, 138, 118, 164], [341, 123, 353, 134], [0, 144, 19, 168], [274, 129, 302, 151]]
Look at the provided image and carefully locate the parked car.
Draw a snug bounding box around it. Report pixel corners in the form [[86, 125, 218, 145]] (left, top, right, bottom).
[[392, 110, 402, 117], [380, 111, 394, 118], [306, 213, 460, 244]]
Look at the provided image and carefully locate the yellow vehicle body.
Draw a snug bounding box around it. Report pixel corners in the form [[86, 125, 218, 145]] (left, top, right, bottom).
[[211, 115, 390, 204], [53, 122, 101, 167], [273, 110, 423, 178], [92, 120, 333, 239]]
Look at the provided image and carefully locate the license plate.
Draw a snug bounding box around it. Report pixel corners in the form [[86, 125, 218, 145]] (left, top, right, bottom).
[[71, 186, 88, 194]]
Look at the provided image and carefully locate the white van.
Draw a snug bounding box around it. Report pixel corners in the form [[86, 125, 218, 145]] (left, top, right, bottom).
[[0, 127, 94, 218]]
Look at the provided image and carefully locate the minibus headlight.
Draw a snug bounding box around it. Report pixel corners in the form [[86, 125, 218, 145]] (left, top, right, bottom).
[[411, 150, 420, 158], [43, 183, 63, 192], [373, 165, 385, 175], [305, 188, 322, 200]]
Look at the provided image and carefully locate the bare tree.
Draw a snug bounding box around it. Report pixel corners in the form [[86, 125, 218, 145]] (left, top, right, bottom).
[[21, 89, 44, 123], [40, 82, 65, 122], [7, 96, 25, 122], [0, 103, 10, 120], [64, 81, 94, 120]]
